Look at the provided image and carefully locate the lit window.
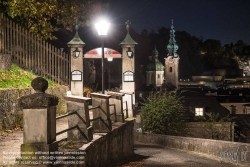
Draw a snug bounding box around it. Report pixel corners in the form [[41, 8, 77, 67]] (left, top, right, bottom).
[[195, 108, 204, 116], [139, 93, 142, 98]]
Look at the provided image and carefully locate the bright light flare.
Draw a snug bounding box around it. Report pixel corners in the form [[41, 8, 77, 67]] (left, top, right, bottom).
[[95, 19, 110, 36]]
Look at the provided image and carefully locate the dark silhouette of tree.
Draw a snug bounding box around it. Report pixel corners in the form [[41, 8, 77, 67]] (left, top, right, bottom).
[[1, 0, 108, 39]]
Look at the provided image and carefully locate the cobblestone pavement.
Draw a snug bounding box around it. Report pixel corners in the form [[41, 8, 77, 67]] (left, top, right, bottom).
[[134, 142, 248, 167]]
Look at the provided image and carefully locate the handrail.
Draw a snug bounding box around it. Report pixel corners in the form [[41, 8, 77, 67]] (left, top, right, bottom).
[[123, 101, 128, 118], [56, 125, 88, 140], [109, 103, 117, 122], [55, 111, 89, 140], [56, 125, 78, 136], [89, 116, 111, 131], [56, 111, 87, 124], [90, 116, 101, 122], [90, 105, 108, 116], [56, 111, 77, 120], [89, 106, 100, 110]]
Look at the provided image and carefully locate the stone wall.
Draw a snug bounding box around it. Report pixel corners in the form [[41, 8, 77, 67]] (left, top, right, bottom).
[[186, 122, 232, 141], [80, 120, 134, 167], [0, 53, 11, 70], [0, 86, 68, 130], [134, 133, 250, 165]]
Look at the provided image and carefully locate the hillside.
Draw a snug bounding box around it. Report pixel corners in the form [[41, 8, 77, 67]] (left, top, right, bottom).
[[0, 64, 57, 89]]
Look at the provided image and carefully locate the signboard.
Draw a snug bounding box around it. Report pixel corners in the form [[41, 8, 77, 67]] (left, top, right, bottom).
[[71, 70, 82, 81], [123, 71, 134, 82], [84, 48, 122, 59]]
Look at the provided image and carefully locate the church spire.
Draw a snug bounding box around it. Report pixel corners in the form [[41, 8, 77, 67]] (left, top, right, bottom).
[[120, 20, 138, 45], [167, 20, 178, 57]]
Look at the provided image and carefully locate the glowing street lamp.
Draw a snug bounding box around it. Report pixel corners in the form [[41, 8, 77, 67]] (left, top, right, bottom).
[[95, 19, 110, 94]]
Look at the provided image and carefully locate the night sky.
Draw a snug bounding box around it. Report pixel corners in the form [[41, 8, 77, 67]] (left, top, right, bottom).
[[104, 0, 250, 45]]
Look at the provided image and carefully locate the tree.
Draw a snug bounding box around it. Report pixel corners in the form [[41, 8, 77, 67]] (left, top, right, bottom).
[[1, 0, 108, 39], [196, 112, 234, 141], [141, 91, 186, 135]]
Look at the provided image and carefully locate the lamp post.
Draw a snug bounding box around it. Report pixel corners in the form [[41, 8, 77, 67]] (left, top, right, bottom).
[[95, 19, 110, 94]]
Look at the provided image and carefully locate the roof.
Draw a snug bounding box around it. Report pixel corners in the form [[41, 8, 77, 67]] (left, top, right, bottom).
[[67, 31, 85, 45], [120, 33, 138, 45], [146, 47, 164, 71], [146, 60, 164, 71], [181, 91, 230, 121], [233, 114, 250, 129], [180, 90, 214, 99]]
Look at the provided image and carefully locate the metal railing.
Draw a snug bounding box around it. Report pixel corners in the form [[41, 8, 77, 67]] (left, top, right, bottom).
[[55, 111, 89, 140], [89, 105, 111, 131], [109, 104, 117, 122], [123, 101, 128, 118]]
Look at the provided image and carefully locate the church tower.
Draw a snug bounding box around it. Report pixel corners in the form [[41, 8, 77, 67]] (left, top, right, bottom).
[[165, 20, 179, 89], [146, 47, 164, 87]]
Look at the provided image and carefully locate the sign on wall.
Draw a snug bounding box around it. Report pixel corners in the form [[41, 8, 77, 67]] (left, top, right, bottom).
[[71, 70, 82, 81], [84, 48, 122, 58], [123, 71, 134, 82]]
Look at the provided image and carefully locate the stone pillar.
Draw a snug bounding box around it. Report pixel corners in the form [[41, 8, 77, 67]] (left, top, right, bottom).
[[64, 95, 93, 142], [91, 93, 112, 132], [121, 44, 136, 92], [120, 91, 134, 117], [67, 24, 85, 96], [107, 91, 125, 122], [0, 53, 12, 70], [120, 20, 137, 118], [18, 77, 59, 161]]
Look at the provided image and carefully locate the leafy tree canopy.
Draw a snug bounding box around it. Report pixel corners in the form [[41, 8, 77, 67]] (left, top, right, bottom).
[[1, 0, 108, 39], [141, 91, 186, 135]]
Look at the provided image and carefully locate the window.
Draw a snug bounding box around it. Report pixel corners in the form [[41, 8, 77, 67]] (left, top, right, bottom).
[[158, 74, 160, 78], [169, 67, 172, 72], [139, 93, 142, 98], [195, 108, 204, 116]]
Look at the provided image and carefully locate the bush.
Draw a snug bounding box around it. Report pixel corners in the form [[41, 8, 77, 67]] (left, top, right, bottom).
[[141, 91, 186, 135]]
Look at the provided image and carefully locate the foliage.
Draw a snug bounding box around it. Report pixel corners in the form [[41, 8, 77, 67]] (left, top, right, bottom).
[[1, 0, 108, 39], [84, 84, 98, 97], [141, 91, 186, 135], [0, 63, 56, 89], [47, 86, 68, 115], [0, 64, 67, 130], [198, 112, 233, 140]]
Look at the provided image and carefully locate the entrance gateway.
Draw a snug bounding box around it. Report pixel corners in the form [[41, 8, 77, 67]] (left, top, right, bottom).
[[67, 20, 137, 117]]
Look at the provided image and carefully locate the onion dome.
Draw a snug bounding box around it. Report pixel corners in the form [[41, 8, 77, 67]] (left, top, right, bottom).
[[146, 47, 164, 71]]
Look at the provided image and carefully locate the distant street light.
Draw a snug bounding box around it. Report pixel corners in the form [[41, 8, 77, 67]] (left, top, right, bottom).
[[107, 57, 113, 61], [127, 47, 133, 58], [73, 47, 80, 58], [95, 19, 110, 94]]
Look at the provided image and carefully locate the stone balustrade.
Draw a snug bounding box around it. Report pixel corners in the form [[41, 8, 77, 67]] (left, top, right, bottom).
[[90, 93, 112, 132], [107, 91, 125, 122], [63, 95, 93, 143]]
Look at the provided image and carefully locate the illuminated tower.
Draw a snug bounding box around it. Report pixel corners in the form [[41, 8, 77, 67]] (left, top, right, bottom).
[[165, 20, 179, 89]]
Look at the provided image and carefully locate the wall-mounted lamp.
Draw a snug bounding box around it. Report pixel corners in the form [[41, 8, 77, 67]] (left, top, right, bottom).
[[107, 57, 113, 61], [127, 47, 133, 58], [73, 47, 80, 58]]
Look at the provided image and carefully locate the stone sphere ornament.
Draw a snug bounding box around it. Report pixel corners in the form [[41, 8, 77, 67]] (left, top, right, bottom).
[[31, 77, 48, 93], [18, 77, 58, 108]]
